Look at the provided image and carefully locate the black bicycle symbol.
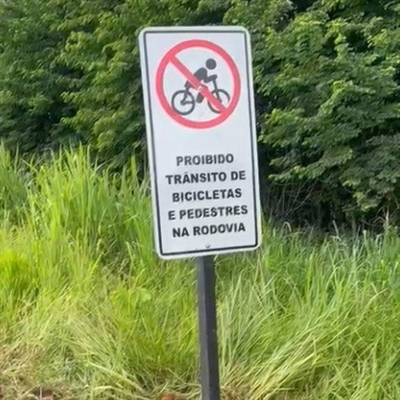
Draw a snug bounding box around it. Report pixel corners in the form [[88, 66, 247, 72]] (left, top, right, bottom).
[[170, 58, 231, 116], [171, 81, 230, 116]]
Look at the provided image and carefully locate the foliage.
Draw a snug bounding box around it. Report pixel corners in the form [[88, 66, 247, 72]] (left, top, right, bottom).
[[2, 148, 400, 399], [0, 0, 79, 153], [226, 0, 400, 221], [1, 0, 400, 224]]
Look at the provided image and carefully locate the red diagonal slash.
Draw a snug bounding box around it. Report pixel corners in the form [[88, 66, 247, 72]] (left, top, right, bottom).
[[170, 56, 226, 113]]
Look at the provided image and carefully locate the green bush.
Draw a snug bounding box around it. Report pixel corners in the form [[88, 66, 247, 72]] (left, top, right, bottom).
[[226, 0, 400, 222], [1, 0, 400, 225]]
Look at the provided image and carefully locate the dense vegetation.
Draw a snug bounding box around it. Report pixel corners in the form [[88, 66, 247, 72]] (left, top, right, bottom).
[[2, 1, 400, 399], [1, 0, 400, 227], [1, 147, 400, 399]]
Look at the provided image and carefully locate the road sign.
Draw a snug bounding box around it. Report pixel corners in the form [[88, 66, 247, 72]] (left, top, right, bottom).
[[139, 26, 262, 260], [156, 39, 241, 129]]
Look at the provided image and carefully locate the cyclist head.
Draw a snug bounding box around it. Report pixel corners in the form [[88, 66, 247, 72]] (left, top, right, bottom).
[[206, 58, 217, 70]]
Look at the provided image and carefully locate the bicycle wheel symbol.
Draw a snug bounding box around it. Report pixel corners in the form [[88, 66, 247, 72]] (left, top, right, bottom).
[[208, 89, 230, 114], [171, 90, 196, 116], [171, 88, 231, 116]]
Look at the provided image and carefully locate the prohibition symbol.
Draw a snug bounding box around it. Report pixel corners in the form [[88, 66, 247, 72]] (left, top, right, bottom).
[[155, 40, 241, 129]]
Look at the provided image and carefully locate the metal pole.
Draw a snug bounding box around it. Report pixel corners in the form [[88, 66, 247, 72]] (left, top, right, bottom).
[[196, 256, 221, 400]]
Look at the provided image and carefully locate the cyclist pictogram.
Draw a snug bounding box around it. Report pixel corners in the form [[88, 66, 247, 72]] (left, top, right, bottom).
[[171, 58, 231, 116], [155, 39, 241, 130]]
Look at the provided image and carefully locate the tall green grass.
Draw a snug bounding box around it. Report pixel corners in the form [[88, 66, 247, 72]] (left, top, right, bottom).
[[1, 145, 400, 399]]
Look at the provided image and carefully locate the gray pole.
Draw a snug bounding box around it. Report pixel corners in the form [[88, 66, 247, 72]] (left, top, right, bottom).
[[196, 256, 221, 400]]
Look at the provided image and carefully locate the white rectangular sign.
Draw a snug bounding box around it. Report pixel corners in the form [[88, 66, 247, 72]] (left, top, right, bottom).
[[139, 26, 262, 259]]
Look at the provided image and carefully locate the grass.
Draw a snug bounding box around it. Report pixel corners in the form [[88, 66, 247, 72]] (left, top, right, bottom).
[[1, 145, 400, 399]]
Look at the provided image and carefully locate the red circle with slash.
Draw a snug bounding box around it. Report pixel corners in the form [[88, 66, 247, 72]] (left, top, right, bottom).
[[155, 39, 241, 129]]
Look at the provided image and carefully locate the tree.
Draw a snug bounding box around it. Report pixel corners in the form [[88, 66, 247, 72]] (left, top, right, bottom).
[[1, 0, 400, 226], [226, 0, 400, 225], [0, 0, 79, 154]]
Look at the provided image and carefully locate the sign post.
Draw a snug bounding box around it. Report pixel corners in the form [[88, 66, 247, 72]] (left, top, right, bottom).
[[138, 26, 261, 400], [197, 256, 220, 400]]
